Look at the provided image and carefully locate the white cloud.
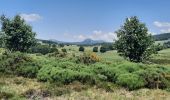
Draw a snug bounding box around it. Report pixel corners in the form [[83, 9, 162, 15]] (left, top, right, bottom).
[[72, 30, 117, 42], [160, 29, 170, 33], [153, 21, 170, 33], [154, 21, 170, 28], [20, 13, 42, 22]]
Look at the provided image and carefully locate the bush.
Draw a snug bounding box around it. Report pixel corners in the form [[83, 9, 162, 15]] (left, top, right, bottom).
[[116, 73, 145, 90], [164, 41, 170, 48], [29, 44, 58, 55], [61, 48, 67, 53], [76, 52, 100, 65], [0, 51, 41, 78], [37, 66, 96, 84], [79, 46, 85, 52], [16, 64, 39, 78], [100, 46, 106, 53], [0, 51, 31, 74], [93, 47, 98, 52]]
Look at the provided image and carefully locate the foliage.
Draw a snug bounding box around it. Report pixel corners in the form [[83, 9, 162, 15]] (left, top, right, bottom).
[[0, 15, 36, 52], [116, 73, 145, 90], [37, 66, 96, 84], [79, 46, 85, 52], [59, 44, 64, 47], [29, 44, 58, 55], [61, 48, 67, 53], [0, 51, 41, 78], [155, 43, 165, 51], [93, 47, 98, 52], [76, 52, 100, 65], [153, 33, 170, 41], [100, 46, 107, 53], [164, 41, 170, 48], [115, 16, 155, 62]]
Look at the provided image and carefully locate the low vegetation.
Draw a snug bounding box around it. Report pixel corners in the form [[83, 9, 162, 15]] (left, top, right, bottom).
[[0, 15, 170, 99]]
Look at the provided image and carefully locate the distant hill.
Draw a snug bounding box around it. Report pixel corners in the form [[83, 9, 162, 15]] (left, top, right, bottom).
[[153, 33, 170, 41], [39, 38, 108, 46], [78, 39, 105, 45]]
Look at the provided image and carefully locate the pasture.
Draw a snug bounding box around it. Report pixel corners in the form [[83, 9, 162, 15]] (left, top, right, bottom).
[[0, 46, 170, 99]]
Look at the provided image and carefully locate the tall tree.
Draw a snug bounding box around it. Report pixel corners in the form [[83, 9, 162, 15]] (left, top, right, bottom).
[[0, 15, 36, 52], [115, 16, 155, 62]]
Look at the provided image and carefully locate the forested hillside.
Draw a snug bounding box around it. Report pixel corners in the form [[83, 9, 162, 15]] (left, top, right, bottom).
[[153, 33, 170, 41]]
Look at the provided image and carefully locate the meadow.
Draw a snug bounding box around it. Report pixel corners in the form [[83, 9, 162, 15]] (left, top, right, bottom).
[[0, 46, 170, 100]]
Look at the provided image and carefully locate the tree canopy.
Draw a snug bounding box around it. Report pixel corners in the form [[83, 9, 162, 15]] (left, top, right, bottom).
[[115, 16, 155, 62], [0, 15, 36, 52]]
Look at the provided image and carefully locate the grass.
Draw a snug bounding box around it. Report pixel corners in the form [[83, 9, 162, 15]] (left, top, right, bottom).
[[150, 48, 170, 66], [1, 47, 170, 99], [0, 74, 170, 100]]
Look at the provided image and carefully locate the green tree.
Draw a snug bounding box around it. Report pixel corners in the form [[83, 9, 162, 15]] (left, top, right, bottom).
[[100, 46, 106, 53], [93, 47, 98, 52], [0, 15, 36, 52], [115, 16, 155, 62], [79, 46, 85, 52]]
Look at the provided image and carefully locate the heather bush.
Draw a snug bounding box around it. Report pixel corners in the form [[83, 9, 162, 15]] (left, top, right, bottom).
[[76, 52, 100, 65], [116, 73, 145, 90]]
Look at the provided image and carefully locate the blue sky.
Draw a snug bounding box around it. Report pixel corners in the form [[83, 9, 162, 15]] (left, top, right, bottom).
[[0, 0, 170, 42]]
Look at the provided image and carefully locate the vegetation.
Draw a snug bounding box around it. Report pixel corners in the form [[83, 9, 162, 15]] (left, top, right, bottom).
[[1, 15, 170, 99], [100, 46, 107, 53], [93, 47, 98, 52], [0, 15, 36, 52], [153, 33, 170, 41], [115, 16, 155, 62], [79, 46, 85, 52], [164, 41, 170, 48], [29, 44, 58, 55]]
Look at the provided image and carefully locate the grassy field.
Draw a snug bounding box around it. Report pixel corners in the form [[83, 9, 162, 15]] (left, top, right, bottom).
[[0, 47, 170, 100], [1, 74, 170, 100]]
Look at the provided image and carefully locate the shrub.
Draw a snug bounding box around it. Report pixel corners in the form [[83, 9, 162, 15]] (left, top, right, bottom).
[[0, 51, 31, 74], [29, 44, 58, 55], [61, 48, 67, 53], [79, 46, 85, 52], [16, 64, 39, 78], [37, 66, 96, 84], [164, 41, 170, 48], [76, 52, 100, 65], [0, 51, 41, 78], [116, 73, 145, 90], [134, 66, 170, 89], [100, 46, 106, 53], [93, 47, 98, 52]]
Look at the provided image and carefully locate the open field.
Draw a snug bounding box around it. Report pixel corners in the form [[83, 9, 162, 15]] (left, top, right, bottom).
[[1, 74, 170, 100], [0, 47, 170, 100]]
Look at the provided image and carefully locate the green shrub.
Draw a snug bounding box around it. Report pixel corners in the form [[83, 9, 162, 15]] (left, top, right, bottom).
[[76, 52, 100, 65], [79, 46, 84, 52], [29, 44, 58, 55], [100, 46, 107, 53], [93, 47, 98, 52], [16, 64, 39, 78], [0, 51, 41, 78], [134, 66, 170, 89], [37, 66, 96, 84], [116, 73, 145, 90], [61, 48, 67, 53], [92, 63, 116, 82], [0, 52, 31, 74]]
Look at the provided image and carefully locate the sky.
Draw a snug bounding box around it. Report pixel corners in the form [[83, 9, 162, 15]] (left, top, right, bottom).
[[0, 0, 170, 42]]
